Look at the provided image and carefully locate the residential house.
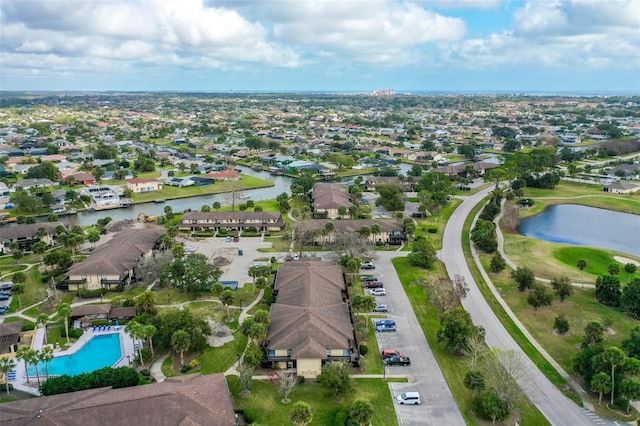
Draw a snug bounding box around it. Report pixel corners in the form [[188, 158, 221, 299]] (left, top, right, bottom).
[[70, 304, 136, 327], [303, 219, 406, 245], [84, 186, 121, 208], [68, 172, 96, 185], [0, 373, 236, 426], [434, 161, 499, 179], [11, 178, 57, 192], [64, 227, 164, 291], [204, 169, 241, 181], [603, 181, 640, 194], [0, 222, 62, 251], [164, 176, 195, 187], [178, 212, 284, 233], [266, 261, 356, 378], [126, 178, 163, 193], [364, 176, 415, 192], [311, 183, 352, 219]]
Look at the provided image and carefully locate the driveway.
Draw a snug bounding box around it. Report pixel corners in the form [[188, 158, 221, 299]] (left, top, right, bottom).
[[372, 252, 465, 426], [441, 186, 607, 425]]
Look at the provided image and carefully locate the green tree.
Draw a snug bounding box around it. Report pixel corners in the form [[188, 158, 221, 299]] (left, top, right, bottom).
[[620, 378, 640, 414], [289, 401, 313, 426], [32, 241, 48, 263], [317, 361, 353, 399], [57, 303, 72, 345], [37, 313, 49, 343], [602, 346, 626, 406], [152, 308, 211, 353], [351, 294, 377, 332], [374, 184, 404, 211], [489, 253, 507, 273], [242, 341, 264, 368], [171, 329, 191, 365], [463, 370, 486, 394], [220, 289, 235, 320], [622, 278, 640, 319], [16, 347, 31, 384], [135, 290, 158, 316], [40, 346, 54, 378], [437, 308, 483, 355], [0, 357, 16, 395], [554, 315, 570, 334], [591, 372, 612, 406], [87, 229, 100, 248], [625, 263, 638, 283], [140, 324, 157, 359], [349, 399, 374, 426], [511, 267, 535, 292], [212, 201, 221, 210], [127, 321, 145, 363], [608, 263, 621, 276], [527, 284, 553, 310], [407, 239, 438, 269], [551, 276, 574, 302], [595, 275, 622, 307]]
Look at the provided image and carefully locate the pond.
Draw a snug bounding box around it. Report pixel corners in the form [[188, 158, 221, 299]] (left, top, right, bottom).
[[518, 204, 640, 257]]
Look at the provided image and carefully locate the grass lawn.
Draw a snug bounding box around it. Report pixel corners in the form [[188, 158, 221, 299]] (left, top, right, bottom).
[[413, 198, 462, 251], [228, 377, 397, 426], [503, 233, 640, 283], [197, 331, 248, 374], [358, 317, 384, 375], [480, 254, 640, 374], [130, 175, 274, 203], [394, 256, 545, 425]]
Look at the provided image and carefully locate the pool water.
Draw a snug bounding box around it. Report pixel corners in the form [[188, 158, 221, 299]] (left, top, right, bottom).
[[29, 333, 122, 377]]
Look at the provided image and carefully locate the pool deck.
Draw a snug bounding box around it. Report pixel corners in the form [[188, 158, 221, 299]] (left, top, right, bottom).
[[11, 327, 136, 396]]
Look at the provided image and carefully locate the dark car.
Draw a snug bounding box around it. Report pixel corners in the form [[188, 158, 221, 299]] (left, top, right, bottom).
[[233, 236, 240, 242], [363, 281, 384, 289], [361, 275, 378, 283], [385, 356, 411, 366], [375, 319, 396, 327], [381, 349, 404, 359], [376, 323, 396, 332]]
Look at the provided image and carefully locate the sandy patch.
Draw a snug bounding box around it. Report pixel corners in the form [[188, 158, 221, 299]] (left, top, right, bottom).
[[614, 256, 640, 267], [207, 320, 234, 347]]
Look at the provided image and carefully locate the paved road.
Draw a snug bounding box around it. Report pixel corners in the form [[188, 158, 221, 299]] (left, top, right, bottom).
[[373, 252, 465, 426], [441, 186, 602, 425]]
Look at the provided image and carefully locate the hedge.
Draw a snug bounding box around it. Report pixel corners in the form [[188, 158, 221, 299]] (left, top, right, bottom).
[[40, 366, 140, 396]]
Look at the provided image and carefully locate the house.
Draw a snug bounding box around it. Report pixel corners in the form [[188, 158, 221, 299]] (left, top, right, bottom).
[[303, 219, 406, 245], [265, 261, 357, 378], [164, 176, 195, 187], [0, 320, 23, 354], [204, 169, 241, 181], [434, 161, 499, 179], [178, 212, 285, 233], [84, 186, 121, 208], [364, 176, 415, 192], [603, 181, 640, 194], [311, 183, 352, 219], [0, 222, 62, 251], [11, 178, 57, 192], [70, 304, 136, 326], [68, 172, 96, 185], [0, 373, 236, 426], [63, 227, 164, 291], [126, 178, 163, 193]]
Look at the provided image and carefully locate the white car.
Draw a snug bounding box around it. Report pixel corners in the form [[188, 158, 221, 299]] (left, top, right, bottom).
[[225, 236, 232, 242], [368, 288, 386, 296]]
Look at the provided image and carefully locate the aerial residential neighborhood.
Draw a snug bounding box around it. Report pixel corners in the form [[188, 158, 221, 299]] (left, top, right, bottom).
[[0, 91, 637, 426]]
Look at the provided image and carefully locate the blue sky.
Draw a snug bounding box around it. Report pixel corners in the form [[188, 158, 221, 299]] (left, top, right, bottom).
[[1, 0, 638, 93]]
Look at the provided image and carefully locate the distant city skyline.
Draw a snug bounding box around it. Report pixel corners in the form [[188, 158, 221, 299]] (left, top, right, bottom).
[[1, 0, 639, 93]]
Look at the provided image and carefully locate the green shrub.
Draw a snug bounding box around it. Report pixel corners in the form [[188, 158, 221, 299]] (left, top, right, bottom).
[[181, 364, 192, 373], [428, 227, 438, 234], [139, 369, 151, 377], [92, 320, 109, 326], [41, 367, 140, 396], [554, 315, 570, 334], [472, 392, 510, 422], [359, 344, 368, 356], [77, 288, 108, 299], [21, 322, 35, 331], [241, 231, 259, 237]]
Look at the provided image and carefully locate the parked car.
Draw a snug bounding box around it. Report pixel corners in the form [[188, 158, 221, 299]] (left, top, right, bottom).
[[361, 262, 375, 270], [233, 236, 240, 242], [368, 288, 386, 296], [385, 356, 411, 366], [381, 349, 404, 359], [185, 246, 195, 253], [376, 323, 396, 332], [0, 282, 13, 291], [361, 275, 378, 282], [373, 304, 388, 313], [363, 281, 384, 289], [396, 392, 421, 405], [0, 294, 10, 301], [293, 254, 300, 261], [375, 319, 395, 327], [225, 236, 232, 242]]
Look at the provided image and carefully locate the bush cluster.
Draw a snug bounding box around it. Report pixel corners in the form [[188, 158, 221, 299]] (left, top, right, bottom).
[[40, 367, 140, 396]]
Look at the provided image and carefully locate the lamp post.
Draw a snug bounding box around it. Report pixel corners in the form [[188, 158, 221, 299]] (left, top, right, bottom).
[[126, 355, 130, 367], [236, 354, 241, 368]]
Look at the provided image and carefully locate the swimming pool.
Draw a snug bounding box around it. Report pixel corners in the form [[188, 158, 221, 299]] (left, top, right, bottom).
[[28, 333, 122, 377]]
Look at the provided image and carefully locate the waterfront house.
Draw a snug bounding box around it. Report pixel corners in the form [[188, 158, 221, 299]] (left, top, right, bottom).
[[0, 222, 62, 252], [178, 212, 284, 233], [603, 181, 640, 194], [125, 178, 163, 193], [11, 178, 57, 192], [265, 261, 356, 379]]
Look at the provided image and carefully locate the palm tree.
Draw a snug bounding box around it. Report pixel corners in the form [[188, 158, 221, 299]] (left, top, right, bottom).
[[171, 330, 191, 365], [371, 224, 381, 245], [0, 357, 16, 395], [134, 290, 158, 316], [16, 347, 31, 385], [220, 290, 234, 320], [141, 324, 157, 359], [126, 322, 144, 364], [27, 349, 42, 387], [57, 303, 72, 345], [577, 259, 587, 288], [37, 313, 49, 343], [350, 399, 374, 426], [40, 346, 54, 379], [212, 201, 221, 211], [359, 226, 371, 241], [289, 401, 313, 426]]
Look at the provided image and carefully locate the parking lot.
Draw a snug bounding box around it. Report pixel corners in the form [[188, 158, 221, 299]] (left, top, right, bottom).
[[368, 252, 465, 425]]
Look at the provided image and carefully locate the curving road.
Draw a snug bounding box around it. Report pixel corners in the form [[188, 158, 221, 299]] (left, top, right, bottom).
[[441, 186, 604, 425]]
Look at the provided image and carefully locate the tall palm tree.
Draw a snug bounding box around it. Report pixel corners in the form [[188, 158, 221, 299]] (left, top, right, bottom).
[[37, 313, 49, 343], [171, 330, 191, 365], [126, 322, 144, 364], [371, 224, 381, 245], [57, 303, 72, 345], [16, 347, 31, 385], [0, 357, 16, 395], [40, 346, 54, 379], [27, 349, 42, 387], [142, 324, 157, 359]]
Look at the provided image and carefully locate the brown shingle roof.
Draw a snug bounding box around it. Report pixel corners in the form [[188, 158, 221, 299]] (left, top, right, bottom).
[[180, 211, 282, 222], [71, 304, 111, 318], [109, 306, 136, 319], [0, 320, 22, 348], [0, 373, 235, 426], [302, 218, 403, 234], [0, 222, 62, 242], [67, 227, 163, 276], [312, 183, 352, 209]]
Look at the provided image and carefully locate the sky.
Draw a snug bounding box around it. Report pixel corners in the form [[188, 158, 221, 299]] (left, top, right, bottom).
[[1, 0, 639, 93]]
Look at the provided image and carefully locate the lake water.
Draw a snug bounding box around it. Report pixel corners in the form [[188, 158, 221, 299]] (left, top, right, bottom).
[[519, 204, 640, 257]]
